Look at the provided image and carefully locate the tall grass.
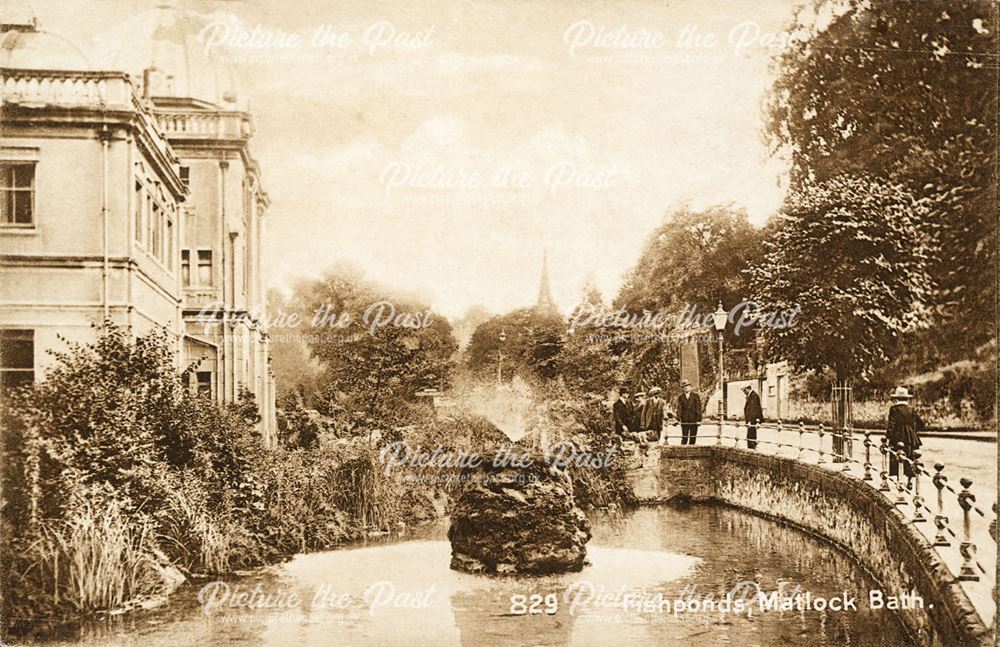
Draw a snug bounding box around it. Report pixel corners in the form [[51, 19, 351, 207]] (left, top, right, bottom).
[[29, 498, 164, 613], [332, 445, 400, 531], [156, 486, 233, 575]]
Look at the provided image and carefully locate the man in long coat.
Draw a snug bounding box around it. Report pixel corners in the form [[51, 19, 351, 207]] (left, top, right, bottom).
[[742, 384, 764, 450], [886, 385, 923, 480], [677, 380, 702, 445], [631, 391, 647, 433], [641, 386, 665, 442], [612, 387, 633, 436]]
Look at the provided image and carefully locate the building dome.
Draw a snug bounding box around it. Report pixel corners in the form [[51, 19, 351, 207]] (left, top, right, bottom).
[[1, 19, 93, 71], [93, 1, 245, 110]]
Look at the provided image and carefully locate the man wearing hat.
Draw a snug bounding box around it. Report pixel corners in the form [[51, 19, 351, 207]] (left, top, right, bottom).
[[742, 384, 764, 450], [631, 390, 647, 433], [886, 386, 923, 482], [612, 386, 633, 436], [677, 380, 702, 445], [641, 386, 666, 442]]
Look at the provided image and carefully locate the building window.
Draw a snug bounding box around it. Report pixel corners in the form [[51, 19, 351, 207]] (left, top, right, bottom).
[[166, 211, 174, 271], [151, 202, 162, 262], [196, 371, 212, 397], [181, 249, 191, 286], [179, 166, 190, 189], [196, 249, 213, 286], [0, 329, 34, 392], [134, 181, 144, 246], [0, 163, 35, 227]]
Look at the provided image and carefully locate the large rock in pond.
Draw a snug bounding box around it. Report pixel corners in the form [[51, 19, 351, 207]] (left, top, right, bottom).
[[448, 453, 591, 574]]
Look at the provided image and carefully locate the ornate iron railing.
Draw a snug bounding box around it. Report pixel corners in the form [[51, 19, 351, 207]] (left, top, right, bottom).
[[641, 417, 997, 622]]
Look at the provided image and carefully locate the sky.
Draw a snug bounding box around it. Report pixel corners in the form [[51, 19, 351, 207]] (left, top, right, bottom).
[[16, 0, 794, 318]]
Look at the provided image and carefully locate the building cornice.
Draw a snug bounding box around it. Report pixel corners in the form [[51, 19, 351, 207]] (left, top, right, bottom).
[[1, 67, 189, 200]]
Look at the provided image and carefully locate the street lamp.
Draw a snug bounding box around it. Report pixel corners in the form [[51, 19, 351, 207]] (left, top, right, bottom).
[[713, 302, 727, 426], [497, 328, 507, 387]]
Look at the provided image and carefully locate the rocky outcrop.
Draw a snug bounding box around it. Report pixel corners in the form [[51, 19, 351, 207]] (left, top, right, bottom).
[[448, 453, 591, 574]]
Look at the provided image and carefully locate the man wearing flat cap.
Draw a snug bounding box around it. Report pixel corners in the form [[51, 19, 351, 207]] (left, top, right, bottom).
[[641, 386, 665, 442], [742, 384, 763, 450], [631, 390, 647, 433], [677, 380, 702, 445]]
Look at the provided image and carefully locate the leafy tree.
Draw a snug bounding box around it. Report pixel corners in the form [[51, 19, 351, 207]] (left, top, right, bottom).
[[266, 288, 326, 400], [765, 0, 998, 361], [611, 204, 765, 391], [559, 278, 621, 395], [465, 308, 564, 382], [615, 204, 764, 328], [450, 304, 494, 350], [288, 266, 458, 422], [749, 174, 936, 381]]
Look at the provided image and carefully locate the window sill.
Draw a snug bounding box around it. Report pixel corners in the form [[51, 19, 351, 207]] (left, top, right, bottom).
[[0, 226, 39, 235]]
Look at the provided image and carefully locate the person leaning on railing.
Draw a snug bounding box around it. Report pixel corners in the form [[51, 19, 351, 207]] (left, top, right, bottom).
[[886, 385, 924, 486]]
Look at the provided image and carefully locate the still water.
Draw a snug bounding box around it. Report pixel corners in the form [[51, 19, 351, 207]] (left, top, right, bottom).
[[36, 505, 913, 647]]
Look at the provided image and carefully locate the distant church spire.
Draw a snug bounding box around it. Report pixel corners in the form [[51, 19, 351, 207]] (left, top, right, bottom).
[[536, 249, 558, 314]]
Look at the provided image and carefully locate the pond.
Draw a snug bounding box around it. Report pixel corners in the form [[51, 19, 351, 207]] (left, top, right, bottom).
[[33, 505, 913, 647]]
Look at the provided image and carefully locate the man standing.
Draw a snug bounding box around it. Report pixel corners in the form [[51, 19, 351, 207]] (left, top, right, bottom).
[[742, 384, 763, 450], [632, 390, 647, 433], [641, 386, 665, 442], [886, 385, 923, 484], [677, 380, 702, 445], [612, 387, 633, 436]]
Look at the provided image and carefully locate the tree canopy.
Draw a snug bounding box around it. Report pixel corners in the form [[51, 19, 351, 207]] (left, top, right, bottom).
[[284, 265, 458, 421], [750, 174, 936, 380], [765, 0, 998, 361]]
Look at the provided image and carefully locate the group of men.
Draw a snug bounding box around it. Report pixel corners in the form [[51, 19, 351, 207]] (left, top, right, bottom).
[[611, 380, 706, 445], [611, 385, 667, 444], [612, 381, 765, 448], [610, 379, 925, 471]]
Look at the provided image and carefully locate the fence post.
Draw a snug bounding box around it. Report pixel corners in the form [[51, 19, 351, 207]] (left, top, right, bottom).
[[797, 420, 804, 460], [910, 450, 925, 523], [716, 410, 722, 446], [957, 478, 979, 581], [932, 463, 949, 546], [840, 426, 851, 472], [817, 423, 825, 464], [775, 418, 783, 454], [893, 442, 907, 506], [862, 429, 872, 480], [879, 437, 890, 492]]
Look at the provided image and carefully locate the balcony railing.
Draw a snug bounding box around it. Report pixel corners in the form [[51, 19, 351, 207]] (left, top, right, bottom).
[[0, 69, 133, 110], [1, 69, 181, 171], [154, 110, 253, 140]]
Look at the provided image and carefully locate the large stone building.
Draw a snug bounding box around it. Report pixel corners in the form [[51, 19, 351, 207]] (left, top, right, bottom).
[[0, 6, 276, 442]]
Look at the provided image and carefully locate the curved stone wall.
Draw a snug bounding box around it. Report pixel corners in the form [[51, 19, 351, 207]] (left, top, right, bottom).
[[623, 446, 991, 647]]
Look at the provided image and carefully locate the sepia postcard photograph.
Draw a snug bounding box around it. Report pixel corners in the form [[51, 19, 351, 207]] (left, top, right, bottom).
[[0, 0, 997, 645]]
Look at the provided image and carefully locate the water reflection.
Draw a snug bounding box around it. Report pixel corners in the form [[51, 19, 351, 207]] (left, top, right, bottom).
[[32, 505, 912, 647]]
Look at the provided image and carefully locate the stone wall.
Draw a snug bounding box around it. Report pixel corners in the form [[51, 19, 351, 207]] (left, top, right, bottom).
[[623, 446, 990, 647]]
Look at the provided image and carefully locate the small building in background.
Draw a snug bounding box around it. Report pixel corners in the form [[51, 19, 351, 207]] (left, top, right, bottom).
[[725, 361, 790, 420]]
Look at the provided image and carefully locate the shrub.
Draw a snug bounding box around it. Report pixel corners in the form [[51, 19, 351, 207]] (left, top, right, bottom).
[[0, 324, 364, 637]]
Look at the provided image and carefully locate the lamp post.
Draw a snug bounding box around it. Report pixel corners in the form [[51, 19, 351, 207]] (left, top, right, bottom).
[[713, 302, 727, 441], [497, 328, 507, 387]]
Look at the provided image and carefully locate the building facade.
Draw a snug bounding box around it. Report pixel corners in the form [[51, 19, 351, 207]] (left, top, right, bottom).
[[0, 9, 276, 442]]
